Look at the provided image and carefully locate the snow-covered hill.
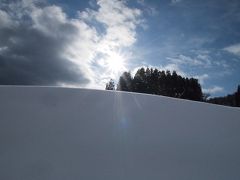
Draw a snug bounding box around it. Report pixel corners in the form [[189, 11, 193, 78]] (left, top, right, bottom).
[[0, 86, 240, 180]]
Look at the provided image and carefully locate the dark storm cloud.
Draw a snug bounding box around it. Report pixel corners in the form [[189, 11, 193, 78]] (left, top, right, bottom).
[[0, 26, 88, 85], [0, 1, 90, 86]]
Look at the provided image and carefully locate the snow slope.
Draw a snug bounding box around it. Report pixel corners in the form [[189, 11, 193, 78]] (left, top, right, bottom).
[[0, 86, 240, 180]]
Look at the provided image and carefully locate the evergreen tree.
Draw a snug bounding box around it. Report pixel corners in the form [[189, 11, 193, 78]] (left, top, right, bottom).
[[133, 68, 147, 93], [207, 85, 240, 107], [117, 72, 132, 91], [106, 67, 239, 107], [105, 79, 115, 90], [150, 68, 160, 94], [202, 93, 210, 102], [109, 67, 204, 102], [235, 85, 240, 107]]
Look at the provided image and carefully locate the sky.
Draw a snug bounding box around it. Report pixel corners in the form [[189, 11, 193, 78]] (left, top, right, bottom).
[[0, 0, 239, 97]]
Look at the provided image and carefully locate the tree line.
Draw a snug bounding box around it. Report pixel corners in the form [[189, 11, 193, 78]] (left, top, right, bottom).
[[106, 67, 240, 107], [207, 86, 240, 107]]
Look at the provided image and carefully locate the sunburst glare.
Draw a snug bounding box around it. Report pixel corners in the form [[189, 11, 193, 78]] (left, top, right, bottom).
[[106, 51, 127, 75]]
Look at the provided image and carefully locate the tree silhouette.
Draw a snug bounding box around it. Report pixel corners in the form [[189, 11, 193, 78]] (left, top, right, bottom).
[[114, 67, 203, 101], [106, 68, 239, 107], [235, 85, 240, 107], [105, 79, 115, 90], [117, 71, 132, 91], [207, 85, 240, 107]]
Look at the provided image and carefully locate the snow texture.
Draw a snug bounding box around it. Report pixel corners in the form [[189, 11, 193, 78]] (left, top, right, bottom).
[[0, 86, 240, 180]]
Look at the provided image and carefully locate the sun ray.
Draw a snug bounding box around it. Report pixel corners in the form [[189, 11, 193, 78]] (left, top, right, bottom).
[[105, 51, 127, 77]]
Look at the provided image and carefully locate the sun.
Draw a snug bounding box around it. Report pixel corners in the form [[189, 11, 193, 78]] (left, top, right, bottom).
[[106, 51, 127, 75]]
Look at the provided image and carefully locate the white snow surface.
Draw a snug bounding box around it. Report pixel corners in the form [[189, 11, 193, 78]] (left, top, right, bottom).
[[0, 86, 240, 180]]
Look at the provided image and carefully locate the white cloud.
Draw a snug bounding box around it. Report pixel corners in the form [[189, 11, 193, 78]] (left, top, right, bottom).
[[159, 63, 186, 76], [167, 55, 203, 66], [0, 0, 143, 88], [87, 0, 143, 87], [0, 10, 14, 28], [31, 5, 68, 35], [194, 74, 209, 85], [171, 0, 183, 4], [96, 0, 141, 28], [167, 54, 212, 68], [137, 0, 145, 6], [203, 86, 224, 94], [89, 0, 142, 50], [223, 43, 240, 56], [0, 46, 8, 54], [137, 0, 158, 16]]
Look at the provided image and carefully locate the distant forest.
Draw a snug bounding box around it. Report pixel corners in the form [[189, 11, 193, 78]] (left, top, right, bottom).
[[106, 67, 240, 108]]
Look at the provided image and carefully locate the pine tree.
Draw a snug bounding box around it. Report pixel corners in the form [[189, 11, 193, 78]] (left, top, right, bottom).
[[105, 79, 115, 90], [117, 72, 132, 91], [235, 85, 240, 107], [116, 67, 203, 101]]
